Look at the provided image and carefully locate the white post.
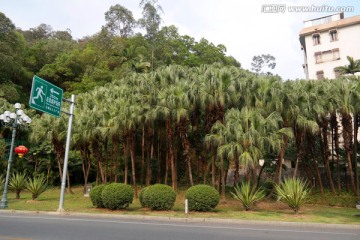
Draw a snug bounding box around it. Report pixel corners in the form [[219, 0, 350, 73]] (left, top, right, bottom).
[[185, 199, 189, 214], [0, 119, 17, 209], [57, 94, 75, 212]]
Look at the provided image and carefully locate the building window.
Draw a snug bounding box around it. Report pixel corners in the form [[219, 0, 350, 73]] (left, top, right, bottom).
[[334, 68, 341, 78], [332, 48, 340, 60], [312, 33, 321, 45], [315, 49, 340, 64], [316, 70, 324, 80], [329, 29, 338, 41], [315, 51, 322, 63]]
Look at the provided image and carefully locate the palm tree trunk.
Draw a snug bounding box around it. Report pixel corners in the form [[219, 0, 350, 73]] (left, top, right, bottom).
[[293, 127, 303, 178], [104, 140, 108, 184], [129, 130, 137, 197], [202, 157, 208, 184], [16, 190, 20, 200], [320, 118, 336, 194], [274, 138, 286, 185], [123, 136, 128, 184], [157, 136, 161, 183], [341, 113, 356, 194], [141, 125, 145, 184], [164, 149, 169, 185], [56, 152, 63, 182], [220, 156, 226, 202], [145, 143, 151, 186], [293, 156, 300, 178], [179, 117, 194, 186], [234, 150, 240, 186], [166, 117, 177, 190], [66, 171, 73, 194], [80, 146, 91, 185], [113, 139, 119, 183], [353, 112, 359, 196], [211, 145, 216, 186], [331, 113, 342, 192], [308, 133, 324, 194]]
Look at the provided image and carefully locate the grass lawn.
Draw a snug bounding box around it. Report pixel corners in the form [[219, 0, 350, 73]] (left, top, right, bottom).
[[5, 186, 360, 225]]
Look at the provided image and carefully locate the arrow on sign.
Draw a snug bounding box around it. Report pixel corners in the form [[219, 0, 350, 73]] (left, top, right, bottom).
[[50, 88, 59, 95]]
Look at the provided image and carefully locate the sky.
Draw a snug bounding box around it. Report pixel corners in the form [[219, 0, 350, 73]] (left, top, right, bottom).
[[1, 0, 360, 80]]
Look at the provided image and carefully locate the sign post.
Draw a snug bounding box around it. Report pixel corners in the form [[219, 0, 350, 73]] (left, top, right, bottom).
[[29, 75, 75, 212], [29, 75, 63, 118], [57, 95, 75, 212]]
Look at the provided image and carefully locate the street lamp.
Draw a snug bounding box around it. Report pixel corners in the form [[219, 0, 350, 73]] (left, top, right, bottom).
[[0, 103, 31, 209], [256, 159, 266, 190]]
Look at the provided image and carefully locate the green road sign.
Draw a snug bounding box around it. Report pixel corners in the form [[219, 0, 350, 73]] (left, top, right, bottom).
[[29, 75, 63, 118]]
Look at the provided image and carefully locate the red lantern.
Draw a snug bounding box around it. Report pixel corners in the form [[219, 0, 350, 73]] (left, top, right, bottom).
[[15, 145, 28, 158]]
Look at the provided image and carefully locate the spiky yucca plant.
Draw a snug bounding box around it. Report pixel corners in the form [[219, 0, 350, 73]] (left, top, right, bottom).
[[26, 176, 48, 200], [9, 172, 27, 199], [275, 177, 309, 213], [231, 181, 265, 211]]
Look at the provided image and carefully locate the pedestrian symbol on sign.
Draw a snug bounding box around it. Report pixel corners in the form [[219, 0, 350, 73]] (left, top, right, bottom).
[[31, 85, 46, 105]]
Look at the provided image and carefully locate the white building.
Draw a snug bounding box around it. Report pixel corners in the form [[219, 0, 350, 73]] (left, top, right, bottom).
[[299, 13, 360, 80]]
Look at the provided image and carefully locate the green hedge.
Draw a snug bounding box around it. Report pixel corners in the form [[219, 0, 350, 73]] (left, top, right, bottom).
[[89, 184, 105, 208], [186, 184, 220, 211], [101, 183, 134, 210], [142, 184, 176, 210], [139, 187, 148, 208]]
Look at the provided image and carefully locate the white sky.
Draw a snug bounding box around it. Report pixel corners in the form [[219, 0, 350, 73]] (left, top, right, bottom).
[[1, 0, 359, 80]]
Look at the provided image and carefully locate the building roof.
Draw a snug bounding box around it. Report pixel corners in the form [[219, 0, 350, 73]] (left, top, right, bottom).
[[299, 14, 360, 37]]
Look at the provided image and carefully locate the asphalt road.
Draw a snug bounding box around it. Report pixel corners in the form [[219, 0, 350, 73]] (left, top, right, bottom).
[[0, 212, 359, 240]]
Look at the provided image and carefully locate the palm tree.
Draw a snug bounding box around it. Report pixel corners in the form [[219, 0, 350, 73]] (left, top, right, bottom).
[[205, 121, 226, 200], [283, 81, 319, 178], [306, 80, 335, 194], [336, 56, 360, 75], [350, 79, 360, 195], [155, 66, 187, 190], [29, 113, 72, 192], [173, 80, 194, 186], [198, 65, 234, 186], [72, 93, 94, 186], [335, 79, 356, 194]]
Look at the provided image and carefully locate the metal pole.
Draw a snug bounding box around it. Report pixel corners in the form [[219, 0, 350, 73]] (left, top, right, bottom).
[[0, 116, 17, 209], [57, 95, 75, 212]]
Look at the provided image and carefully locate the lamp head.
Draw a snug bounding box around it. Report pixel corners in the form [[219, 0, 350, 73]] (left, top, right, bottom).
[[259, 159, 265, 167], [14, 103, 21, 109]]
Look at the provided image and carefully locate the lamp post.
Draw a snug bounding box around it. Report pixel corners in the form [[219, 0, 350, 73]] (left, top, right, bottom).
[[0, 103, 31, 209], [256, 159, 266, 190]]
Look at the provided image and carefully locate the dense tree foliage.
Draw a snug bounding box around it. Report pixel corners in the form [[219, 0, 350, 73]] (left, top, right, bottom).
[[0, 1, 359, 200]]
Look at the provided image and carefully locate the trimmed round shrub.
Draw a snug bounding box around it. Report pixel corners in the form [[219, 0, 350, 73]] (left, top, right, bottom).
[[101, 183, 134, 210], [139, 187, 148, 208], [89, 184, 105, 208], [186, 184, 220, 211], [142, 184, 176, 210]]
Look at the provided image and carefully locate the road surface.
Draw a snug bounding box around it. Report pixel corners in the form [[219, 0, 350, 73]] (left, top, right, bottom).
[[0, 212, 358, 240]]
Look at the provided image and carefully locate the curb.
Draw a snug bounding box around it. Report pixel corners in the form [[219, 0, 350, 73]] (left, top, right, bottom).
[[2, 209, 360, 230]]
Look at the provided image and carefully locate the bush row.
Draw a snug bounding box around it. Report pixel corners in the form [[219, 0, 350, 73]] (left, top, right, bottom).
[[90, 184, 220, 211], [90, 179, 313, 213]]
